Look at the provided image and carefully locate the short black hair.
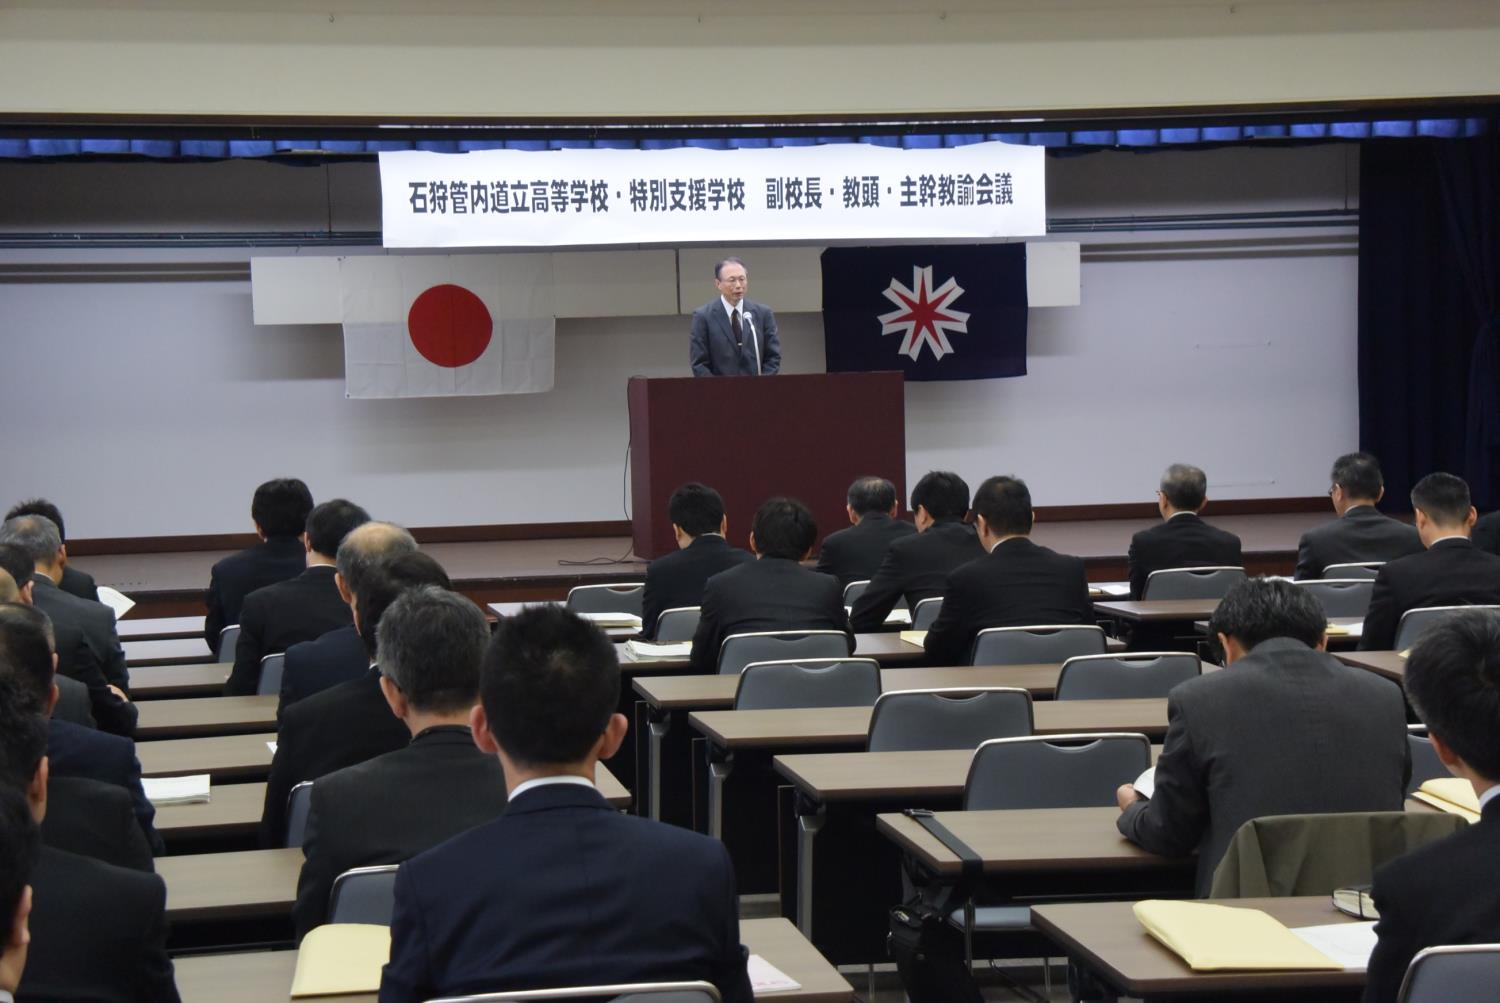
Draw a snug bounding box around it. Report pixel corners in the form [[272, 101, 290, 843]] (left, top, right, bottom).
[[0, 782, 38, 962], [972, 476, 1032, 536], [713, 257, 745, 280], [5, 499, 67, 541], [0, 604, 54, 709], [1411, 472, 1472, 527], [1330, 452, 1384, 502], [1207, 577, 1328, 650], [355, 551, 452, 658], [1405, 612, 1500, 779], [847, 477, 897, 518], [0, 675, 47, 791], [751, 497, 817, 560], [377, 586, 490, 714], [910, 471, 970, 521], [668, 483, 725, 538], [482, 604, 619, 769], [0, 545, 32, 588], [305, 499, 371, 558], [251, 478, 314, 538], [1159, 464, 1208, 511]]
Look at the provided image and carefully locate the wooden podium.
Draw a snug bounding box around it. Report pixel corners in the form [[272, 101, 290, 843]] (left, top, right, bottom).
[[628, 373, 907, 559]]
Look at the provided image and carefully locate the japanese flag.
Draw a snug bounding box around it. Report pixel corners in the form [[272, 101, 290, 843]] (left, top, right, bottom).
[[339, 254, 555, 399]]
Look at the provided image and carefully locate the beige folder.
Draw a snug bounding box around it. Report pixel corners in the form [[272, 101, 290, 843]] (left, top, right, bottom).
[[290, 924, 391, 997], [1411, 777, 1482, 822], [1133, 900, 1342, 971]]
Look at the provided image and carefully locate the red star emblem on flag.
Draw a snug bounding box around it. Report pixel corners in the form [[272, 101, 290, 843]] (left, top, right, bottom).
[[877, 265, 970, 361]]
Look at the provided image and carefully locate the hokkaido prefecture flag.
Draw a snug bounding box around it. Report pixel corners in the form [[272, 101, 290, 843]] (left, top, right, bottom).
[[339, 254, 555, 398]]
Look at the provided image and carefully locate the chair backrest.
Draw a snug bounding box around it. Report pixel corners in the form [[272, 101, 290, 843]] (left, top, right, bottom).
[[216, 624, 240, 663], [970, 624, 1106, 666], [1291, 578, 1376, 619], [1054, 652, 1201, 700], [1398, 944, 1500, 1003], [842, 579, 870, 606], [256, 652, 286, 696], [1406, 730, 1449, 797], [866, 687, 1033, 752], [327, 863, 401, 925], [964, 733, 1153, 810], [716, 630, 851, 676], [424, 982, 722, 1003], [564, 583, 646, 617], [910, 596, 943, 630], [284, 780, 314, 847], [1321, 561, 1384, 581], [652, 606, 701, 643], [1395, 605, 1500, 652], [1141, 566, 1247, 600], [734, 658, 881, 710]]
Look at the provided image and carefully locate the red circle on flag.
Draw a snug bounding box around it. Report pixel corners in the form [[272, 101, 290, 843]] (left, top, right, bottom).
[[407, 284, 493, 368]]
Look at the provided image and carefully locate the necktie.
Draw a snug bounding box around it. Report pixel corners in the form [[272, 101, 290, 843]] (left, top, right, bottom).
[[731, 310, 746, 373]]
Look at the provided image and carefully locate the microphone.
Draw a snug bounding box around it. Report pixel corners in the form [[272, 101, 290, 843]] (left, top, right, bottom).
[[743, 309, 762, 376]]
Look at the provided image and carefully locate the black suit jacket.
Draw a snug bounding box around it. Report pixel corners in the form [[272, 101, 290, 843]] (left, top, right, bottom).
[[278, 623, 369, 717], [31, 574, 136, 736], [52, 672, 96, 729], [1295, 505, 1424, 580], [1118, 638, 1409, 895], [225, 565, 352, 695], [47, 718, 163, 856], [1127, 513, 1243, 599], [688, 298, 781, 376], [261, 666, 410, 847], [849, 519, 985, 632], [294, 726, 509, 939], [1359, 538, 1500, 650], [640, 535, 754, 640], [379, 783, 751, 1003], [688, 558, 852, 674], [1364, 797, 1500, 1003], [59, 563, 99, 602], [923, 536, 1094, 666], [1472, 510, 1500, 556], [20, 846, 179, 1003], [204, 535, 308, 648], [42, 775, 154, 872], [814, 512, 918, 588]]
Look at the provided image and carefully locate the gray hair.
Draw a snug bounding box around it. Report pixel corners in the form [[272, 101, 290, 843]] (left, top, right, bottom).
[[0, 516, 62, 566], [1159, 463, 1208, 511], [376, 585, 490, 714], [336, 521, 418, 596]]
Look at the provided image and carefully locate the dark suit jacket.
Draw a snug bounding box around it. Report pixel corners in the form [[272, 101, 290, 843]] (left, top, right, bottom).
[[379, 782, 751, 1003], [1359, 538, 1500, 650], [225, 565, 352, 696], [1472, 510, 1500, 556], [294, 726, 509, 939], [59, 563, 99, 602], [31, 574, 136, 736], [47, 718, 163, 856], [923, 536, 1094, 666], [52, 672, 96, 729], [261, 666, 410, 847], [814, 512, 917, 587], [688, 558, 852, 674], [278, 623, 369, 718], [19, 846, 179, 1003], [204, 535, 308, 648], [850, 519, 985, 632], [1295, 505, 1424, 580], [1127, 512, 1243, 599], [688, 298, 780, 376], [1118, 638, 1409, 895], [42, 775, 154, 872], [1364, 797, 1500, 1003], [640, 535, 754, 640]]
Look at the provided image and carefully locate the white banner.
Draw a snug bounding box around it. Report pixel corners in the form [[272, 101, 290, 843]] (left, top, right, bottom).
[[379, 141, 1045, 248]]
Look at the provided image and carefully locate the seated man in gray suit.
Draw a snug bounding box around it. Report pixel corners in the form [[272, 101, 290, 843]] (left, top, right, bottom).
[[1116, 577, 1409, 895]]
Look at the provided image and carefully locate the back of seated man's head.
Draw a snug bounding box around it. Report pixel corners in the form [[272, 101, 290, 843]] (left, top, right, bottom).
[[1404, 612, 1500, 785], [0, 517, 61, 574], [751, 497, 817, 560], [304, 499, 371, 562], [0, 676, 48, 809], [336, 521, 420, 601], [251, 478, 314, 539], [667, 483, 726, 541], [354, 552, 451, 659], [846, 477, 897, 520], [971, 475, 1032, 539], [377, 585, 490, 717], [1329, 452, 1383, 506], [910, 471, 969, 524], [0, 603, 57, 714], [1158, 463, 1208, 513], [1410, 472, 1474, 534], [0, 781, 38, 991], [1207, 577, 1327, 657], [4, 499, 70, 544], [0, 572, 15, 605], [0, 547, 30, 599], [481, 604, 619, 771]]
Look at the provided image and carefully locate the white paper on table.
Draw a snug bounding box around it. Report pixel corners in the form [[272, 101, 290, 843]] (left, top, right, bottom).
[[1093, 582, 1131, 597], [622, 640, 691, 661], [1289, 922, 1378, 970], [142, 774, 211, 806], [885, 609, 912, 626], [578, 611, 643, 629], [96, 585, 136, 620], [267, 741, 278, 754], [1134, 766, 1156, 800], [747, 954, 801, 992]]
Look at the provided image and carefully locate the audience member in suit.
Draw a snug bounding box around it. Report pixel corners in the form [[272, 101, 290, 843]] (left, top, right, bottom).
[[1475, 509, 1500, 556], [225, 498, 368, 695], [1127, 463, 1243, 599], [0, 522, 135, 736], [41, 776, 152, 873], [1295, 452, 1424, 580], [1116, 578, 1409, 895], [0, 682, 178, 1003], [0, 560, 95, 731], [1365, 613, 1500, 1003], [851, 471, 985, 632], [380, 605, 751, 1003], [204, 477, 314, 651], [688, 497, 852, 674], [4, 499, 97, 603], [261, 548, 447, 847], [294, 586, 506, 939], [639, 482, 753, 640], [277, 521, 419, 716], [813, 476, 917, 587], [1360, 473, 1500, 651], [923, 476, 1094, 666], [0, 784, 37, 1003]]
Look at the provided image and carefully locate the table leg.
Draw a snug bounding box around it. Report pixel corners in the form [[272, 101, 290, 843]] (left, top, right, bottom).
[[707, 744, 733, 839], [648, 705, 670, 821], [795, 795, 827, 937]]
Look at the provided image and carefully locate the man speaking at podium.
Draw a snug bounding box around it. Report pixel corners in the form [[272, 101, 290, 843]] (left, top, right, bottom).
[[689, 257, 781, 376]]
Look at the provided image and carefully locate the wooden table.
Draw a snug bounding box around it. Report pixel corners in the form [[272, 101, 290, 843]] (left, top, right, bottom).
[[131, 662, 227, 699], [1334, 649, 1405, 682], [617, 631, 929, 673], [136, 695, 278, 739], [117, 614, 206, 641], [138, 733, 280, 781], [124, 637, 217, 666], [155, 781, 266, 843], [1094, 599, 1220, 623], [159, 847, 303, 922]]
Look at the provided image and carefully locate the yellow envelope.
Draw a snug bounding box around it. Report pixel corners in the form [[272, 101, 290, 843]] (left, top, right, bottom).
[[1133, 900, 1342, 971], [899, 630, 928, 647], [1412, 778, 1481, 822], [290, 923, 392, 997]]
